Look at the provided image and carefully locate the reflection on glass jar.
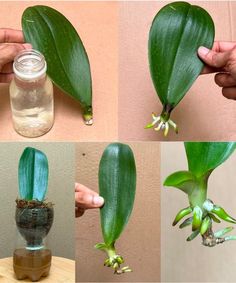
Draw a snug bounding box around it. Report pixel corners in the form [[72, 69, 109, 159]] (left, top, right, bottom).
[[9, 49, 54, 138]]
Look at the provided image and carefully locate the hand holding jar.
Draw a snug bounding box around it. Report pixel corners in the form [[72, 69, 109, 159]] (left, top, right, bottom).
[[0, 28, 31, 83]]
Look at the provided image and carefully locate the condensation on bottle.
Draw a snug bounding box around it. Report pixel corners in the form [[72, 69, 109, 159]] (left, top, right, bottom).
[[9, 49, 54, 138]]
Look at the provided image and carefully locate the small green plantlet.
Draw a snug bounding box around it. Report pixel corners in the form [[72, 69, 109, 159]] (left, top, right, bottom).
[[95, 143, 136, 274], [18, 147, 48, 201], [146, 2, 215, 136], [22, 6, 93, 125], [164, 142, 236, 246]]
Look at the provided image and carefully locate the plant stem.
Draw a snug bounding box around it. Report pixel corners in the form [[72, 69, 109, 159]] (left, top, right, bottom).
[[188, 177, 208, 209], [82, 105, 93, 125], [160, 104, 173, 122], [106, 243, 116, 258]]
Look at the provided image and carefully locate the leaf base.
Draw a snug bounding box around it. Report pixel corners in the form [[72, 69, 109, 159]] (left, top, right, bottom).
[[82, 106, 93, 126]]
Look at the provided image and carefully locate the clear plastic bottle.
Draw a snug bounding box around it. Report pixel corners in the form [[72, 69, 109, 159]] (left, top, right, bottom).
[[9, 49, 54, 138], [13, 202, 54, 281]]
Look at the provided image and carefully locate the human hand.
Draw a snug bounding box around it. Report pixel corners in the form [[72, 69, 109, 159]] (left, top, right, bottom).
[[75, 183, 104, 217], [0, 28, 31, 83], [198, 42, 236, 100]]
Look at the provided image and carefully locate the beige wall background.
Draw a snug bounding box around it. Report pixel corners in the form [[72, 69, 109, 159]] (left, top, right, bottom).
[[0, 1, 118, 141], [119, 1, 236, 141], [76, 142, 160, 282], [0, 142, 75, 261], [161, 142, 236, 282]]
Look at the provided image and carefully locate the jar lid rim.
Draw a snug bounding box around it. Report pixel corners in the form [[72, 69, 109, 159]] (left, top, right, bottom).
[[13, 49, 47, 80]]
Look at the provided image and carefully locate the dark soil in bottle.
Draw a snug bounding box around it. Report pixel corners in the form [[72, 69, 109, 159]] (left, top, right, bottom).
[[13, 248, 52, 282], [15, 199, 54, 248]]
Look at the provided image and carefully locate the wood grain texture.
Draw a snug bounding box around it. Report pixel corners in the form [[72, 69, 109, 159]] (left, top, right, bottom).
[[0, 256, 75, 283], [76, 142, 160, 282]]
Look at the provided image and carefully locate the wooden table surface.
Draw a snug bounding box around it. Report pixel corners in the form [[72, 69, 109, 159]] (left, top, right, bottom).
[[0, 256, 75, 282]]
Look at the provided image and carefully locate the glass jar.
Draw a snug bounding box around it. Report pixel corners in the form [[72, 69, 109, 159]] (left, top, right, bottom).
[[9, 49, 54, 138]]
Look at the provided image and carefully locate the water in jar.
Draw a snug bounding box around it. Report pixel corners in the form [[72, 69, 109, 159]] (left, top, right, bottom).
[[10, 77, 53, 137], [9, 49, 54, 138]]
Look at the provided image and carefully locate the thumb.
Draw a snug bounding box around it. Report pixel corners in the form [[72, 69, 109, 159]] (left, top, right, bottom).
[[75, 191, 104, 209], [198, 46, 230, 69]]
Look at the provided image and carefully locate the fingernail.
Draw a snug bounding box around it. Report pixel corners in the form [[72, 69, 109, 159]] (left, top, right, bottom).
[[93, 196, 104, 206], [23, 43, 32, 49], [198, 46, 210, 56]]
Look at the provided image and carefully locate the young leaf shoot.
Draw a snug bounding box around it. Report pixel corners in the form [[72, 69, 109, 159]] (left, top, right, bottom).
[[164, 142, 236, 246]]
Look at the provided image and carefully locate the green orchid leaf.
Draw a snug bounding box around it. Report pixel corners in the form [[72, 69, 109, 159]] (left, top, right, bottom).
[[98, 143, 136, 246], [22, 5, 93, 124], [147, 1, 214, 134], [166, 142, 236, 246], [164, 170, 196, 195], [18, 147, 49, 201], [185, 142, 236, 178]]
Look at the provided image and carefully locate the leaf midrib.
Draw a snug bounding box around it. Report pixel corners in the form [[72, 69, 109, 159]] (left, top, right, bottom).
[[34, 8, 77, 96], [109, 154, 120, 244], [166, 4, 191, 103], [31, 151, 36, 200]]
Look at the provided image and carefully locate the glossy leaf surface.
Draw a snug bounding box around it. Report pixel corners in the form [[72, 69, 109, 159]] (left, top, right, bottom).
[[185, 142, 236, 178], [99, 143, 136, 246], [22, 6, 92, 121], [149, 1, 214, 108], [18, 147, 49, 201], [164, 170, 197, 195]]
